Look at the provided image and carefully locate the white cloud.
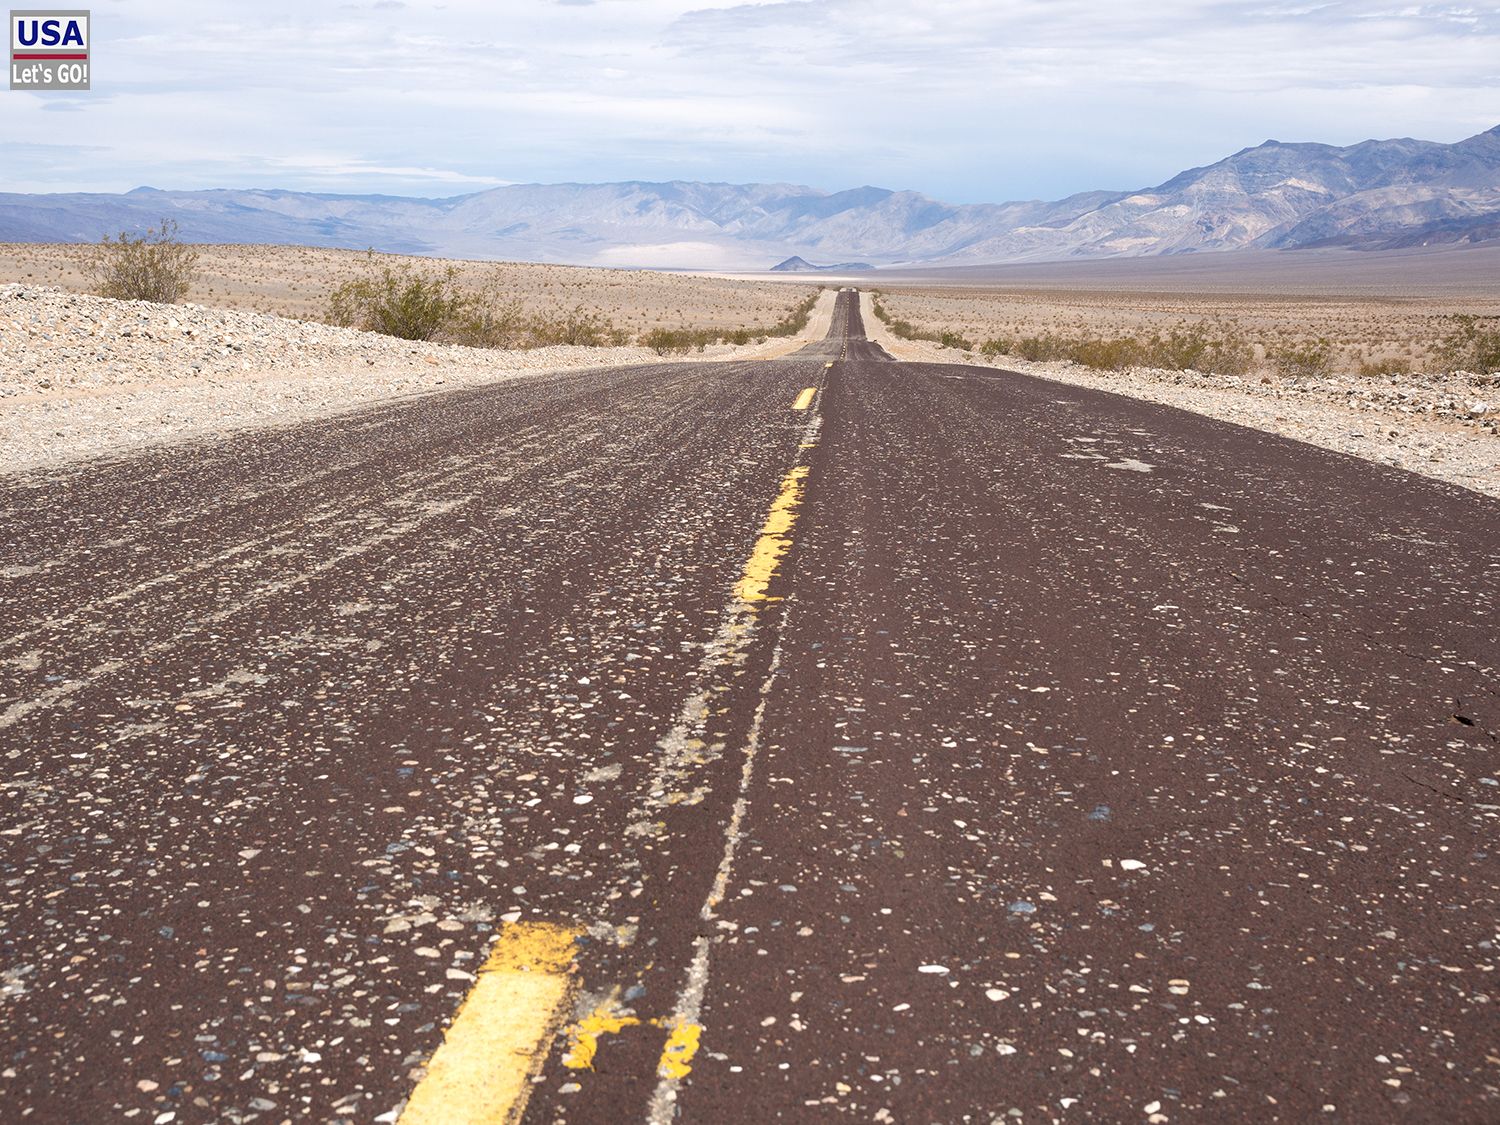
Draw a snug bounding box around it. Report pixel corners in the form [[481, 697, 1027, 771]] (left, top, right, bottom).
[[0, 0, 1495, 201]]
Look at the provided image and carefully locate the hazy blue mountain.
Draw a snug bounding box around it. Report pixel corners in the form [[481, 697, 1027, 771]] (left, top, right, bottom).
[[770, 256, 875, 272], [2, 126, 1496, 268]]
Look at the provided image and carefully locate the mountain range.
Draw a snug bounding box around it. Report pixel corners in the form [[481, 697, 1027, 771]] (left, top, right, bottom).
[[770, 256, 875, 272], [2, 125, 1497, 270]]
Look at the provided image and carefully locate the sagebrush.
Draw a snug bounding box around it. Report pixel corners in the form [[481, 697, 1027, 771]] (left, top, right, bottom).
[[327, 262, 470, 341], [642, 290, 819, 354], [870, 293, 973, 350], [326, 260, 643, 348], [84, 219, 199, 304], [1436, 315, 1500, 374], [975, 324, 1253, 375], [1268, 338, 1335, 379]]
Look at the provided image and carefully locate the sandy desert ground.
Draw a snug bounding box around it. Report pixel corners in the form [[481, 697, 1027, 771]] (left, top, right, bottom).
[[858, 245, 1500, 375], [0, 282, 836, 473], [3, 242, 1496, 496], [0, 243, 813, 336], [856, 243, 1500, 294], [857, 292, 1500, 498]]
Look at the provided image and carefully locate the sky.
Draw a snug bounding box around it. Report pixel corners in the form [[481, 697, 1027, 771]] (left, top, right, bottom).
[[3, 1, 1499, 204]]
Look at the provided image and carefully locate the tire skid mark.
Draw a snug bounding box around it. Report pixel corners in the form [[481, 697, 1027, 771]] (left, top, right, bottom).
[[0, 490, 478, 733], [645, 625, 791, 1123], [623, 413, 820, 834], [0, 362, 700, 626], [2, 368, 817, 909], [0, 375, 711, 720], [0, 449, 517, 657], [0, 363, 690, 618], [637, 343, 840, 1115], [2, 345, 834, 1119], [1, 364, 807, 771]]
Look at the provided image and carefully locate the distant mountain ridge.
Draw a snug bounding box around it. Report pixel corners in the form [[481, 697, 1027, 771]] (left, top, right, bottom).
[[770, 256, 875, 272], [2, 125, 1496, 269]]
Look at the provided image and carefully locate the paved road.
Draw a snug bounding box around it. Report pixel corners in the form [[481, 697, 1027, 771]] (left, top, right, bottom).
[[2, 291, 1497, 1123]]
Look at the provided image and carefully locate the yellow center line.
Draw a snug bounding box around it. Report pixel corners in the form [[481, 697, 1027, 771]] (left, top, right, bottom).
[[657, 1019, 703, 1080], [408, 381, 826, 1116], [732, 464, 810, 607], [635, 382, 823, 1113], [398, 923, 580, 1125]]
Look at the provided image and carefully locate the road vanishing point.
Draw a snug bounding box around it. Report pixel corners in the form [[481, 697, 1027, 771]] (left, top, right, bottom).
[[2, 291, 1497, 1122]]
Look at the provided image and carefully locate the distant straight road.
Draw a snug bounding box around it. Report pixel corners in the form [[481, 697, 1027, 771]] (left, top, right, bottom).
[[2, 292, 1496, 1123]]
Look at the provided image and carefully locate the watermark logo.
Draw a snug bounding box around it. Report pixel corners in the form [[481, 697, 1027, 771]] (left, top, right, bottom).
[[10, 9, 89, 90]]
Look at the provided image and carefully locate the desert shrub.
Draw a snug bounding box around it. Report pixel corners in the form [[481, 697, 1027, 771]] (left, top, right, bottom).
[[1015, 333, 1071, 362], [909, 319, 1255, 374], [766, 292, 819, 338], [889, 316, 1254, 375], [871, 295, 919, 338], [1070, 336, 1145, 370], [643, 326, 722, 354], [643, 327, 687, 354], [1201, 333, 1254, 377], [1435, 315, 1500, 374], [1145, 325, 1254, 376], [1268, 338, 1335, 379], [84, 218, 199, 304], [871, 294, 952, 344], [1357, 356, 1414, 378], [1146, 326, 1210, 372], [328, 262, 469, 341], [639, 290, 813, 354], [529, 304, 614, 347], [451, 296, 527, 349]]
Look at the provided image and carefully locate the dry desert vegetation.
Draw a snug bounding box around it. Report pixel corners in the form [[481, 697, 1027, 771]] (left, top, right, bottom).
[[860, 248, 1500, 379], [868, 282, 1500, 379], [854, 252, 1500, 497], [2, 239, 1497, 496], [0, 242, 815, 341], [0, 243, 828, 472]]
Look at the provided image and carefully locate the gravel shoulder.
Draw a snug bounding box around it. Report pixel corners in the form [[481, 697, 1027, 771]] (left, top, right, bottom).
[[0, 286, 838, 473], [859, 292, 1500, 498]]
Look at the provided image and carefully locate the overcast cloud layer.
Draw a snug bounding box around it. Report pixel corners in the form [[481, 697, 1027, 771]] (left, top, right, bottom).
[[3, 1, 1497, 202]]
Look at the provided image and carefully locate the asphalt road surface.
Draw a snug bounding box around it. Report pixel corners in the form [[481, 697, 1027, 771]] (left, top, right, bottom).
[[2, 291, 1497, 1123]]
